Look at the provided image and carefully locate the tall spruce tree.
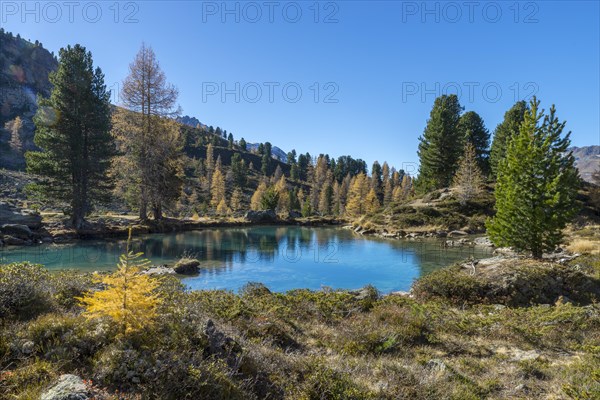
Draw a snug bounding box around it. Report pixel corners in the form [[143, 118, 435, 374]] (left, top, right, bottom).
[[417, 94, 464, 191], [27, 44, 114, 229], [371, 161, 383, 201], [487, 98, 580, 258], [489, 101, 528, 179], [458, 111, 490, 175]]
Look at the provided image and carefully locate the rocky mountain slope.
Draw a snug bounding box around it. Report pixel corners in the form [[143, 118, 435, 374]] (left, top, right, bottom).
[[178, 114, 288, 161], [571, 145, 599, 182], [0, 29, 57, 169]]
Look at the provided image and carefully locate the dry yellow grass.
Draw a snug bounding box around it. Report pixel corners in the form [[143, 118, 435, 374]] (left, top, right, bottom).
[[567, 238, 600, 255]]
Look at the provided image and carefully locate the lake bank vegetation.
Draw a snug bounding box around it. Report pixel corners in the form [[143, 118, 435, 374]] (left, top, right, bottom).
[[1, 244, 599, 399]]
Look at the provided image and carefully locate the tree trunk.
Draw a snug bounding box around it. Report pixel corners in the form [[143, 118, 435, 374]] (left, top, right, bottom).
[[71, 204, 85, 231], [139, 199, 148, 221], [152, 203, 162, 220]]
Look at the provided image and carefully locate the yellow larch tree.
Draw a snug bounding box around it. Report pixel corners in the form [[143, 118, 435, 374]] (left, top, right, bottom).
[[230, 188, 244, 212], [78, 229, 161, 335], [345, 173, 369, 217], [275, 175, 290, 213], [210, 167, 226, 209], [365, 188, 380, 214], [216, 198, 230, 215], [251, 181, 267, 210]]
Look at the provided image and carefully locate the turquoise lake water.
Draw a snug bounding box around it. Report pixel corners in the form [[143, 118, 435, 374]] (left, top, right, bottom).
[[0, 226, 493, 293]]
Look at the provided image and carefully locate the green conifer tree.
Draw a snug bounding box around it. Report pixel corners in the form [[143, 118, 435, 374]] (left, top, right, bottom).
[[417, 94, 464, 191], [458, 111, 490, 175], [489, 101, 528, 179], [27, 44, 114, 229], [487, 98, 580, 258]]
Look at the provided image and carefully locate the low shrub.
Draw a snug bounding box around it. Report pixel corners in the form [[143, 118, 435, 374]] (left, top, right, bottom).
[[23, 313, 113, 368], [0, 359, 57, 399], [0, 263, 53, 320], [50, 270, 94, 310], [331, 302, 433, 355], [293, 361, 375, 400], [94, 344, 251, 399], [412, 265, 488, 305]]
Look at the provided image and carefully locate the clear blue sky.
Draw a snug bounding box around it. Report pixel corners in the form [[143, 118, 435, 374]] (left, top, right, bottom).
[[2, 1, 599, 172]]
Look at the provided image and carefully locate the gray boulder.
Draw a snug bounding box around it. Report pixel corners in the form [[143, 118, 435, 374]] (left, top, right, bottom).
[[288, 210, 302, 219], [2, 235, 29, 246], [174, 258, 200, 275], [144, 265, 176, 276], [0, 202, 42, 229], [41, 374, 90, 400], [473, 236, 494, 247], [244, 210, 277, 223], [1, 223, 32, 239], [448, 230, 468, 237]]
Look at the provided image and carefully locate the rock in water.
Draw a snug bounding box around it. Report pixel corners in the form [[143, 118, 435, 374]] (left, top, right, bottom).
[[41, 374, 90, 400], [174, 258, 201, 275]]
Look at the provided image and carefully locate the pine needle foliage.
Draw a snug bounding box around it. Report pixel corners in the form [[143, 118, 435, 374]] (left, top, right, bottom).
[[487, 98, 580, 258], [78, 229, 161, 335]]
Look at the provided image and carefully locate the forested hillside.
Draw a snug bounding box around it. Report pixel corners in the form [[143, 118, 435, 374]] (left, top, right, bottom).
[[0, 31, 598, 235]]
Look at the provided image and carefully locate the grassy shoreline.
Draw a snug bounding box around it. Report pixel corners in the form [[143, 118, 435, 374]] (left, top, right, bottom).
[[1, 248, 599, 399]]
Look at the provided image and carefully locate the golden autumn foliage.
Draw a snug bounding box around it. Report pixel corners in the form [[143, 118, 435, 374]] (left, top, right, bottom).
[[251, 181, 267, 211], [78, 229, 161, 335], [210, 167, 226, 209], [216, 198, 230, 215], [275, 175, 290, 213], [230, 188, 244, 212], [365, 188, 380, 214], [345, 173, 369, 217]]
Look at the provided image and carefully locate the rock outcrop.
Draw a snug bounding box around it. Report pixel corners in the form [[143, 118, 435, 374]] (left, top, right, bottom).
[[41, 374, 91, 400], [0, 202, 42, 229], [173, 258, 201, 275], [244, 210, 277, 223]]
